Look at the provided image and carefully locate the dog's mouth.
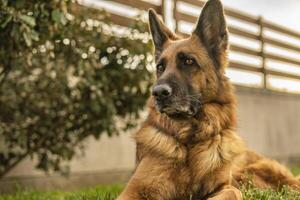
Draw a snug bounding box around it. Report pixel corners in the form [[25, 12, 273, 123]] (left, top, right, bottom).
[[155, 99, 201, 119]]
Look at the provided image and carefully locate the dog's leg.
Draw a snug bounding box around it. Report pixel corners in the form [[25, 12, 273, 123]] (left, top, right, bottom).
[[117, 158, 180, 200], [117, 172, 174, 200], [207, 185, 242, 200]]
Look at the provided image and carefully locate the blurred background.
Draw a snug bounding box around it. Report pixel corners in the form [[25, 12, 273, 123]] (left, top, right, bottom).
[[0, 0, 300, 193]]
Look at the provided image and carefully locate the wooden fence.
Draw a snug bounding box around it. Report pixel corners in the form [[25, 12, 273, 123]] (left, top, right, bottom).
[[87, 0, 300, 92], [174, 0, 300, 89]]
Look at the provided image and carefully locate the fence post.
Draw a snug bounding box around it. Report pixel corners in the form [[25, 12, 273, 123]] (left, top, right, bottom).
[[173, 0, 178, 33], [161, 0, 165, 21], [258, 16, 267, 89]]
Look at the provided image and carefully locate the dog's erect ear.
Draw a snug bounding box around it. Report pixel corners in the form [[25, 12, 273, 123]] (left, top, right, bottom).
[[193, 0, 228, 68], [148, 9, 176, 57]]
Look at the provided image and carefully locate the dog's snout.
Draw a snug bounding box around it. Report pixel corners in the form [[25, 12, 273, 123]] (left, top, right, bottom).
[[152, 84, 172, 99]]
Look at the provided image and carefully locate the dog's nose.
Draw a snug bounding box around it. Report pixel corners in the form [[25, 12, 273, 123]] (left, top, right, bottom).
[[152, 84, 172, 99]]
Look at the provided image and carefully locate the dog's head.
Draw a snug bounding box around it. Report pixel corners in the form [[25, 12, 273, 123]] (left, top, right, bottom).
[[149, 0, 228, 119]]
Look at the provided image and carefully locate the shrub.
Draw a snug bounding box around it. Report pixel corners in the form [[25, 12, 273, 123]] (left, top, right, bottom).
[[0, 0, 153, 177]]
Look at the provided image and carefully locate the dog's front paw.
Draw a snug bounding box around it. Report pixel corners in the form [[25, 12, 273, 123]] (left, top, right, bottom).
[[207, 185, 242, 200]]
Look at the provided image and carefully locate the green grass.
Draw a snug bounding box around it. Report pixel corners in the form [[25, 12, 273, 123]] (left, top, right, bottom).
[[0, 185, 123, 200], [241, 168, 300, 200], [0, 167, 300, 200], [1, 184, 300, 200], [242, 185, 300, 200]]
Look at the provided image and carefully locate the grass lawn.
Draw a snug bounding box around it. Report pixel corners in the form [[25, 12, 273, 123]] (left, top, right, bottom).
[[0, 185, 123, 200], [0, 167, 299, 200], [1, 185, 300, 200]]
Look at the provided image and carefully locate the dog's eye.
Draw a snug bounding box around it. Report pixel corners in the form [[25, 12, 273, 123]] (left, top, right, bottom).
[[184, 58, 194, 65], [156, 64, 165, 73]]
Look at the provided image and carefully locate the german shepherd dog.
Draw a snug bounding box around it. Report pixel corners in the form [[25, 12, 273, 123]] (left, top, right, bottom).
[[117, 0, 300, 199]]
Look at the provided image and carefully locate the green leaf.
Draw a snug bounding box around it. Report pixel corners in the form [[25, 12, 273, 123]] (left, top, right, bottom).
[[52, 9, 60, 23], [0, 15, 12, 29], [51, 9, 67, 25], [23, 32, 32, 46], [31, 30, 39, 41], [19, 14, 36, 27]]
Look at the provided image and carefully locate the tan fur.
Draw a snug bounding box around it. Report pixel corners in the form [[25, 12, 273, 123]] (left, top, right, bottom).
[[134, 126, 187, 161], [117, 1, 300, 199]]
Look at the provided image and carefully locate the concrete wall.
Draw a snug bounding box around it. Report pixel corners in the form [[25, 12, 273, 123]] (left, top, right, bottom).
[[236, 86, 300, 162], [1, 86, 300, 192], [0, 134, 137, 193]]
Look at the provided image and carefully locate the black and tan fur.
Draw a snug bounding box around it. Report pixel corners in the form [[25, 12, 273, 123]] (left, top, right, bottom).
[[117, 0, 300, 199]]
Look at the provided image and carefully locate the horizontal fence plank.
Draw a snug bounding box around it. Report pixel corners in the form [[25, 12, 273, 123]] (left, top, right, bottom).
[[174, 10, 196, 23], [225, 8, 258, 25], [111, 0, 162, 13], [265, 53, 300, 66], [230, 45, 261, 57], [264, 37, 300, 53], [228, 26, 258, 40], [229, 61, 262, 73], [267, 69, 300, 80], [178, 0, 259, 25], [110, 13, 135, 27], [177, 0, 205, 8], [263, 21, 300, 40]]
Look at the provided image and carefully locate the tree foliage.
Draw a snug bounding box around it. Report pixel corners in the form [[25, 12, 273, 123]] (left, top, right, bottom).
[[0, 0, 153, 177]]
